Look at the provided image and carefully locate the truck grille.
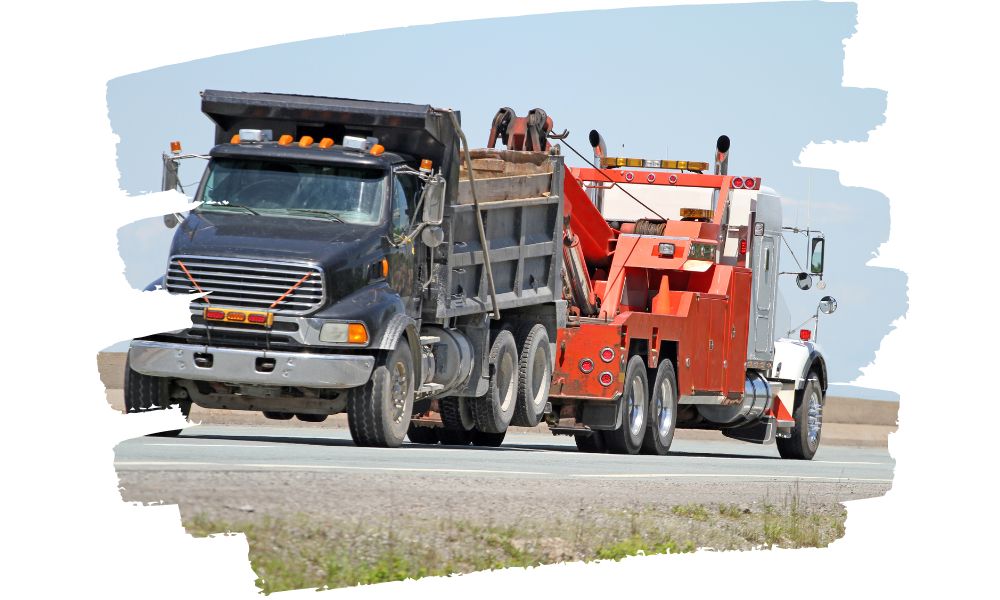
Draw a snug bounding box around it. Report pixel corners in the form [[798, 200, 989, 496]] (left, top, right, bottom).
[[166, 255, 325, 315]]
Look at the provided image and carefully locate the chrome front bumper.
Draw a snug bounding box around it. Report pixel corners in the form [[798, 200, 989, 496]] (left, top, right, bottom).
[[128, 340, 375, 389]]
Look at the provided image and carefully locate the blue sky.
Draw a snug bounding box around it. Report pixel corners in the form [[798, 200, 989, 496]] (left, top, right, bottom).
[[109, 2, 902, 398]]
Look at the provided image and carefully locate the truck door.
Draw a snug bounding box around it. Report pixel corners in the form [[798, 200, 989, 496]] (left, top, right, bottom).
[[752, 235, 777, 356], [389, 172, 418, 316]]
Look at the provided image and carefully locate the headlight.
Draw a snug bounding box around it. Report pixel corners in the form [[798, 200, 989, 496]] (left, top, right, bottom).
[[320, 322, 369, 344]]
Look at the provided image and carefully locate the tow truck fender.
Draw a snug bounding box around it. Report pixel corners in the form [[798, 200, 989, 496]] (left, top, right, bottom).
[[771, 339, 828, 392]]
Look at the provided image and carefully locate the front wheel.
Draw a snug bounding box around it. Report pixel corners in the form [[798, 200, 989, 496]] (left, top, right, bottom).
[[777, 376, 823, 460], [603, 355, 649, 455], [347, 342, 414, 448]]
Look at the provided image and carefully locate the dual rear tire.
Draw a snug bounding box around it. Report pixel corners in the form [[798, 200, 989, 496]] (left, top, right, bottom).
[[572, 356, 678, 456]]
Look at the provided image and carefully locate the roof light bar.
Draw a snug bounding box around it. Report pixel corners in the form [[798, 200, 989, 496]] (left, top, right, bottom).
[[600, 156, 709, 172]]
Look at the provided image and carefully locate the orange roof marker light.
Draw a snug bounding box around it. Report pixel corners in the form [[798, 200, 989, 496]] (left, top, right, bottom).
[[278, 134, 293, 146], [319, 137, 334, 149], [298, 136, 314, 148], [369, 144, 385, 156], [230, 134, 241, 144], [169, 140, 182, 154], [420, 159, 433, 173]]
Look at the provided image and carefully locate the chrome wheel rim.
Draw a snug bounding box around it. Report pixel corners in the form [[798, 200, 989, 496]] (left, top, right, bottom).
[[806, 386, 822, 450], [656, 377, 674, 439], [390, 361, 408, 424], [627, 374, 645, 437]]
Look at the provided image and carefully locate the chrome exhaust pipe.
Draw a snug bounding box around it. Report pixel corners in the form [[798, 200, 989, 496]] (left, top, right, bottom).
[[588, 129, 607, 211]]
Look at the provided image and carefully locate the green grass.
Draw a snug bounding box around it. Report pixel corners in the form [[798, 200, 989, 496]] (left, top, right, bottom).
[[186, 501, 847, 594]]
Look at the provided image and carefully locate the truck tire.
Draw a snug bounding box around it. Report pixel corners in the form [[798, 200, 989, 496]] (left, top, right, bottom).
[[574, 431, 606, 453], [510, 324, 552, 427], [602, 355, 648, 455], [641, 359, 678, 455], [124, 359, 169, 413], [777, 376, 823, 460], [471, 430, 506, 447], [347, 342, 414, 448], [406, 424, 440, 445], [263, 411, 294, 420], [471, 329, 519, 434], [438, 428, 473, 445]]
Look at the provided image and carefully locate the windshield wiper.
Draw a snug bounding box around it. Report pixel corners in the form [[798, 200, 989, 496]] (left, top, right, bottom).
[[281, 208, 345, 223], [200, 202, 260, 216]]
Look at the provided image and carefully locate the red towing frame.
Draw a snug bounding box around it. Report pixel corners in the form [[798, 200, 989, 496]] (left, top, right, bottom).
[[549, 163, 761, 408]]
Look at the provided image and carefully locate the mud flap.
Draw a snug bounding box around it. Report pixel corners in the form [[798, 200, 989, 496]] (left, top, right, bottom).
[[722, 417, 776, 445]]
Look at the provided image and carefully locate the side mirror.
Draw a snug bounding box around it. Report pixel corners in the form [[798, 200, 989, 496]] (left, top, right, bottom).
[[795, 272, 813, 290], [162, 153, 180, 192], [809, 236, 826, 275], [818, 295, 838, 315], [421, 176, 447, 225]]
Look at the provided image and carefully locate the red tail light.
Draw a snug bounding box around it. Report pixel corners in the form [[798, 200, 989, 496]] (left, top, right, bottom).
[[204, 309, 225, 321], [600, 347, 615, 362], [799, 329, 812, 341], [739, 239, 747, 255], [732, 176, 744, 189], [744, 177, 756, 189], [579, 358, 595, 374], [247, 313, 268, 325], [598, 372, 614, 387]]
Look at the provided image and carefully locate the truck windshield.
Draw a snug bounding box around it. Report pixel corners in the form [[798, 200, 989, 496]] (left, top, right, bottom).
[[196, 158, 387, 225]]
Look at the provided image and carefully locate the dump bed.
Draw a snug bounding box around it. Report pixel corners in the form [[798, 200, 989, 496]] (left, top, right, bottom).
[[428, 150, 564, 319]]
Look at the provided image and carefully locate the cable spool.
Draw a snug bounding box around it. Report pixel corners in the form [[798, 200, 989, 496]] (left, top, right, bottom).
[[633, 219, 667, 236]]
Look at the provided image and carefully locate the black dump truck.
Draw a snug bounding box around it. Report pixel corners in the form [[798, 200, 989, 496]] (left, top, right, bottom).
[[126, 90, 566, 447]]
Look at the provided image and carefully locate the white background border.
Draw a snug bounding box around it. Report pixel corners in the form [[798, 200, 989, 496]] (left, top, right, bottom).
[[3, 1, 995, 597]]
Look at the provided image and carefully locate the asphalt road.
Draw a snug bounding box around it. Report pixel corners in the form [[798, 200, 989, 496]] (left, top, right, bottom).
[[115, 425, 893, 484]]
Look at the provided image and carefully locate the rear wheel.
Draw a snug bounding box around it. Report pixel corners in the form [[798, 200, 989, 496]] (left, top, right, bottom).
[[438, 396, 474, 445], [471, 330, 519, 434], [406, 424, 440, 445], [470, 430, 506, 447], [347, 342, 414, 448], [574, 431, 607, 453], [510, 324, 552, 427], [603, 355, 648, 455], [641, 360, 678, 455], [777, 376, 823, 460]]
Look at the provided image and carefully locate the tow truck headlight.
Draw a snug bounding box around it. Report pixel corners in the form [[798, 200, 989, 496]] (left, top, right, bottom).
[[320, 322, 369, 344]]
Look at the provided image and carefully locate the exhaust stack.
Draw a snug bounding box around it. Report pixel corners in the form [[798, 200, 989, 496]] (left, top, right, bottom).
[[588, 129, 607, 211], [714, 135, 730, 176]]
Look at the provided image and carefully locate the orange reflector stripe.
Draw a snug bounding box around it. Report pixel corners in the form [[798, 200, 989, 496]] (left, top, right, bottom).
[[381, 258, 389, 278], [269, 271, 313, 309], [177, 259, 209, 303]]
